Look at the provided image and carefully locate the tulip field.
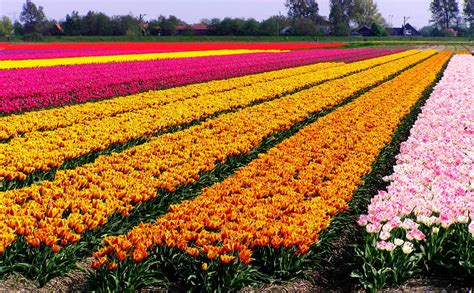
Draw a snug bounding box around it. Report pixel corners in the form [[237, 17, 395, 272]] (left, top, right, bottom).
[[0, 42, 472, 291]]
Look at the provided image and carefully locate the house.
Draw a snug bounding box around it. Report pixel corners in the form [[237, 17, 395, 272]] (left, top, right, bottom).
[[176, 24, 210, 36], [351, 25, 373, 37], [386, 23, 421, 36], [191, 24, 210, 35]]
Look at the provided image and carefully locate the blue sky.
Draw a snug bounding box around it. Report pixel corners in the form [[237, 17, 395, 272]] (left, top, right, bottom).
[[1, 0, 433, 29]]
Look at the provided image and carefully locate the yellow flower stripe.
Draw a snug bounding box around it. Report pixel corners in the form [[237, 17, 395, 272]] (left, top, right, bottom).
[[0, 50, 418, 140], [93, 52, 452, 267], [0, 50, 435, 254], [0, 50, 285, 70], [0, 51, 422, 182], [0, 61, 344, 140]]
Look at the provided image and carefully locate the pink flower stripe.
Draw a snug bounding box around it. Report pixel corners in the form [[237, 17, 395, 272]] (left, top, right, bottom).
[[358, 55, 474, 249], [0, 49, 176, 60], [0, 41, 346, 51], [0, 48, 400, 114]]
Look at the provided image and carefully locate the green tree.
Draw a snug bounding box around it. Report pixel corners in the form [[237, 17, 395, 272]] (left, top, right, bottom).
[[147, 19, 161, 36], [0, 16, 14, 36], [260, 15, 289, 36], [111, 15, 140, 36], [285, 0, 320, 22], [62, 11, 82, 35], [430, 0, 460, 29], [289, 18, 325, 35], [82, 11, 112, 35], [370, 22, 386, 36], [158, 15, 180, 36], [242, 18, 261, 35], [329, 0, 352, 35], [351, 0, 386, 27], [464, 0, 473, 29], [13, 20, 24, 35], [19, 0, 49, 34]]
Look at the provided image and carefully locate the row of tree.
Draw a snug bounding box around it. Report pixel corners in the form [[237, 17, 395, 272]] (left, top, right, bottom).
[[1, 0, 473, 38], [430, 0, 473, 29], [329, 0, 387, 35]]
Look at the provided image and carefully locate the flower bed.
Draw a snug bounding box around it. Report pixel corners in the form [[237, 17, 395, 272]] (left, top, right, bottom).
[[355, 54, 473, 290]]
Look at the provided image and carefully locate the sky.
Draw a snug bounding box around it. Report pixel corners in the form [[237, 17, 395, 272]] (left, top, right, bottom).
[[1, 0, 433, 29]]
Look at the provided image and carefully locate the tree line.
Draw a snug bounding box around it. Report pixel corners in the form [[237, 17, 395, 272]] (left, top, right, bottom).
[[1, 0, 473, 39]]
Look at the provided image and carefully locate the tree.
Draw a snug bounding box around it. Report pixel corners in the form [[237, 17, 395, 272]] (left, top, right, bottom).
[[158, 15, 181, 36], [351, 0, 386, 27], [242, 18, 261, 35], [111, 15, 140, 36], [82, 11, 112, 35], [329, 0, 352, 35], [285, 0, 320, 22], [62, 11, 83, 35], [260, 15, 289, 36], [0, 16, 14, 36], [370, 22, 386, 36], [464, 0, 473, 28], [430, 0, 460, 29], [19, 0, 49, 34], [288, 18, 326, 35], [14, 20, 25, 35]]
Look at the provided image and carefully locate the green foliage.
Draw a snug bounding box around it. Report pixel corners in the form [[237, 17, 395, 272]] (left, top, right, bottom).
[[82, 11, 112, 35], [158, 15, 181, 36], [22, 32, 45, 41], [353, 223, 474, 291], [91, 246, 265, 292], [0, 16, 14, 36], [329, 0, 351, 36], [352, 237, 422, 292], [420, 25, 437, 36], [289, 18, 326, 36], [62, 11, 82, 35], [351, 0, 386, 27], [260, 15, 289, 36], [0, 238, 81, 286], [19, 0, 49, 34], [370, 22, 387, 36], [13, 20, 24, 35], [285, 0, 320, 22], [430, 0, 460, 29], [464, 0, 474, 36]]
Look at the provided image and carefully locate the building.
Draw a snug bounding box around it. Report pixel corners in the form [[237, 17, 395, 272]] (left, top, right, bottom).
[[176, 24, 210, 36], [386, 23, 421, 36], [351, 22, 421, 37], [351, 25, 373, 37]]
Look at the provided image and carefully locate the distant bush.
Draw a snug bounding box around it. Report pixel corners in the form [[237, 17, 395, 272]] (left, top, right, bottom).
[[22, 32, 45, 41]]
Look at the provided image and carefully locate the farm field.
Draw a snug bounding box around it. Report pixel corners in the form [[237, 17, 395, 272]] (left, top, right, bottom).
[[0, 42, 472, 291]]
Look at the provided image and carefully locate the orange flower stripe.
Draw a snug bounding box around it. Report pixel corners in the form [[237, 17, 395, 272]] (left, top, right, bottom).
[[0, 51, 420, 182], [93, 52, 452, 267], [0, 50, 435, 254]]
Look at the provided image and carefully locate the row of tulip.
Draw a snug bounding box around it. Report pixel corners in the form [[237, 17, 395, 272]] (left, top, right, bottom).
[[355, 54, 473, 289], [0, 61, 343, 140], [0, 49, 283, 70], [0, 41, 346, 52], [0, 51, 423, 184], [0, 48, 402, 114], [91, 52, 452, 278], [0, 49, 175, 60], [0, 50, 435, 255]]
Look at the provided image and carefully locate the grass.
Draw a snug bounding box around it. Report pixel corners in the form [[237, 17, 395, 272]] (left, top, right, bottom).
[[1, 35, 473, 46]]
